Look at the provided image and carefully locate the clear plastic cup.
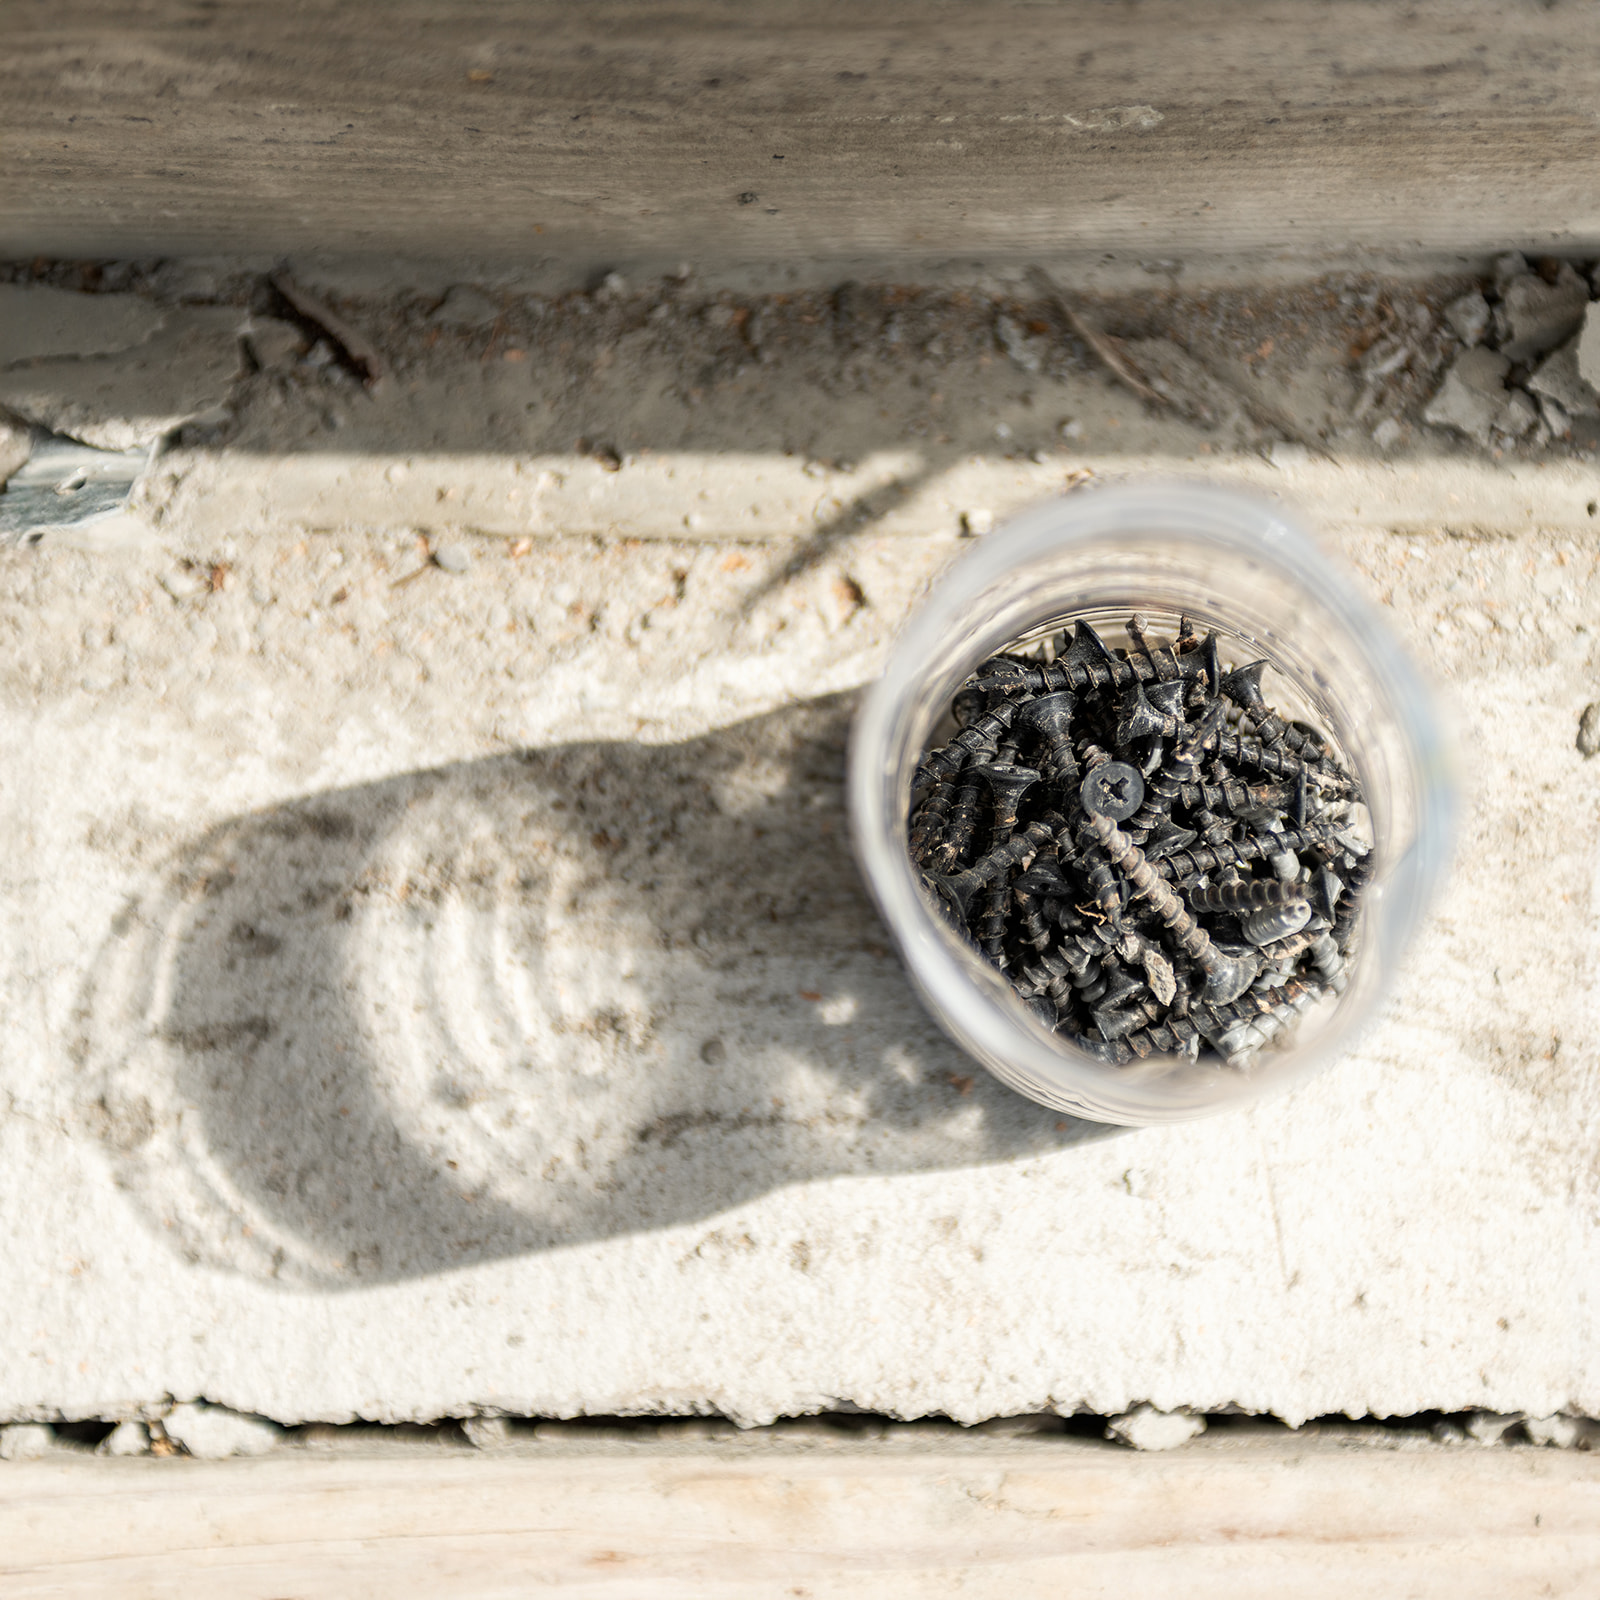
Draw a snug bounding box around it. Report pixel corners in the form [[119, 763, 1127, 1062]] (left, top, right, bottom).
[[848, 482, 1454, 1125]]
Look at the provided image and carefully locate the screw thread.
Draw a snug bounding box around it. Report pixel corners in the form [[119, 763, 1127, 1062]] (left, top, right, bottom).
[[1085, 813, 1223, 975]]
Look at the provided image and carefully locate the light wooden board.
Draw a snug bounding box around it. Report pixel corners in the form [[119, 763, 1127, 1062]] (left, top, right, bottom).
[[3, 1, 1599, 265], [3, 1440, 1599, 1598]]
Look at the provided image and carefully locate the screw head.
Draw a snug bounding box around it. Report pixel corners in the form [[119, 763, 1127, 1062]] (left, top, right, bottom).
[[1079, 761, 1145, 821], [951, 687, 988, 728]]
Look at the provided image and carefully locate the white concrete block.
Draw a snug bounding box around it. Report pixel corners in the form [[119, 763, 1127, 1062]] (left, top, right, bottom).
[[0, 504, 1598, 1428]]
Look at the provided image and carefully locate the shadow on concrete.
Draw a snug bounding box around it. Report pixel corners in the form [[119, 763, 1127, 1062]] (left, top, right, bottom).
[[76, 693, 1122, 1290]]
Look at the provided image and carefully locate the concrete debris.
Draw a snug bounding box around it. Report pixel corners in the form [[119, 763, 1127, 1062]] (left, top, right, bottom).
[[462, 1415, 514, 1449], [1106, 1405, 1206, 1452], [959, 507, 995, 536], [1371, 416, 1405, 452], [245, 317, 307, 373], [1443, 290, 1491, 348], [1465, 1410, 1524, 1447], [1528, 337, 1600, 420], [1497, 388, 1539, 438], [1524, 1413, 1598, 1450], [0, 305, 247, 450], [1494, 264, 1589, 363], [161, 1402, 282, 1459], [0, 1423, 52, 1461], [0, 433, 150, 548], [430, 285, 505, 331], [1577, 703, 1600, 758], [1423, 348, 1511, 447], [1577, 301, 1600, 394], [97, 1419, 152, 1456], [432, 542, 473, 574], [1539, 396, 1573, 440]]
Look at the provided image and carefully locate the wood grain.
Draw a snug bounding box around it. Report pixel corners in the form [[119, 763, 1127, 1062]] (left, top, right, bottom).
[[2, 2, 1598, 263], [2, 1440, 1598, 1598]]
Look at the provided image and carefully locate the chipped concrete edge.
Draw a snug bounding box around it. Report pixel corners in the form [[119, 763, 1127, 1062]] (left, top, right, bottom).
[[126, 448, 1600, 553]]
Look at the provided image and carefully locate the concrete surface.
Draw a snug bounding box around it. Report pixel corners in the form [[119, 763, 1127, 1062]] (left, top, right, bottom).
[[6, 2, 1600, 269], [6, 1434, 1600, 1598], [3, 260, 1599, 1429], [2, 476, 1599, 1427]]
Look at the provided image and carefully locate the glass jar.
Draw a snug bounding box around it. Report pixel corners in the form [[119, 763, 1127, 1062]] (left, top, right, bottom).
[[848, 483, 1454, 1125]]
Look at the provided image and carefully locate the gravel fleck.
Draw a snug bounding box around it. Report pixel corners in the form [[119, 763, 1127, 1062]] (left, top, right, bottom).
[[161, 567, 207, 600], [1577, 703, 1600, 758], [462, 1415, 514, 1449], [1107, 1404, 1206, 1451], [433, 543, 473, 575], [1444, 290, 1491, 347]]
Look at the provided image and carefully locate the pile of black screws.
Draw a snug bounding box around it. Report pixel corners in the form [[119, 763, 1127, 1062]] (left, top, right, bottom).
[[907, 614, 1371, 1068]]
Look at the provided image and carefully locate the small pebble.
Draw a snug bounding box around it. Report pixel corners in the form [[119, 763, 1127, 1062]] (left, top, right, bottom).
[[1371, 417, 1405, 452], [961, 508, 995, 536], [0, 1423, 52, 1461], [1107, 1404, 1205, 1452], [161, 568, 206, 601], [433, 544, 472, 575], [1577, 703, 1600, 758], [462, 1415, 514, 1450], [1443, 290, 1491, 348]]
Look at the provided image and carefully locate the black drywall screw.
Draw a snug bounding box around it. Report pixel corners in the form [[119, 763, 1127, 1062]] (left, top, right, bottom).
[[1219, 659, 1339, 767], [916, 699, 1020, 785], [1208, 729, 1354, 793], [1123, 701, 1224, 841], [973, 763, 1040, 833], [924, 771, 987, 873], [971, 764, 1039, 962], [1156, 821, 1349, 884], [1014, 691, 1080, 791], [1176, 777, 1293, 819], [1188, 879, 1313, 946], [1082, 813, 1259, 1004], [1080, 761, 1145, 821], [924, 811, 1064, 918]]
